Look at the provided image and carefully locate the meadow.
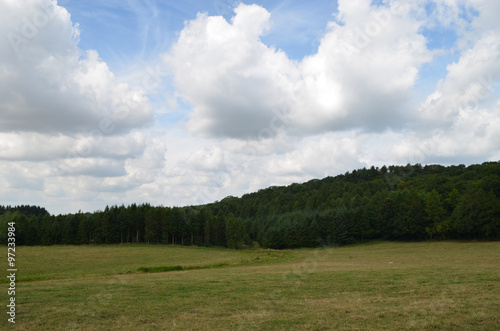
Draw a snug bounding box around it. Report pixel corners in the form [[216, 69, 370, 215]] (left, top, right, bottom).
[[1, 241, 499, 330]]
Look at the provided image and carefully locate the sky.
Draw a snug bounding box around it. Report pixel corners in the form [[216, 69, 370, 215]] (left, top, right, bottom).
[[1, 0, 499, 215]]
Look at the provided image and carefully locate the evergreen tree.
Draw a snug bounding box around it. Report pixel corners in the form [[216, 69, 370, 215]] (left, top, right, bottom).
[[225, 213, 243, 249]]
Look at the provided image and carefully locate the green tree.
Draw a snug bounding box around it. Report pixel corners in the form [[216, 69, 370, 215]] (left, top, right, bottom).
[[262, 225, 285, 249], [225, 213, 243, 249], [450, 186, 494, 239], [424, 189, 446, 239], [77, 212, 89, 244], [145, 208, 162, 244]]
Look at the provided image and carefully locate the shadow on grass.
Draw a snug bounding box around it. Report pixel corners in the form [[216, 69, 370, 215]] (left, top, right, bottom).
[[136, 251, 292, 273]]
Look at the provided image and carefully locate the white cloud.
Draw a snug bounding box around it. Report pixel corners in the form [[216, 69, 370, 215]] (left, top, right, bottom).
[[166, 1, 432, 139], [0, 0, 160, 213], [0, 0, 153, 135], [415, 0, 500, 161], [166, 4, 298, 139], [296, 0, 432, 133]]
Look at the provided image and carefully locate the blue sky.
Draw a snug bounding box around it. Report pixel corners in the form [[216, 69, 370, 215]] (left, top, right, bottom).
[[1, 0, 499, 214], [62, 0, 339, 66]]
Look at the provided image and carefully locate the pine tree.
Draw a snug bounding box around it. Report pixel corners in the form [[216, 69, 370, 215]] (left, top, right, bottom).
[[225, 213, 242, 249]]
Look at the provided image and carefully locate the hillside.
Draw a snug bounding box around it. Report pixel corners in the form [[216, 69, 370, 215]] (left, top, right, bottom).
[[1, 162, 499, 248]]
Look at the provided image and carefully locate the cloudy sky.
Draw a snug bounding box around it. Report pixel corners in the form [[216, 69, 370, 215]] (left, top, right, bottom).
[[1, 0, 499, 215]]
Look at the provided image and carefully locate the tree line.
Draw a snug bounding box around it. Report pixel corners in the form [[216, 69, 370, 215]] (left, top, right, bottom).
[[1, 162, 499, 248]]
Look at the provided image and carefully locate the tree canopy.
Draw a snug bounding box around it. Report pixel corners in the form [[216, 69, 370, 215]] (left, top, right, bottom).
[[1, 162, 499, 247]]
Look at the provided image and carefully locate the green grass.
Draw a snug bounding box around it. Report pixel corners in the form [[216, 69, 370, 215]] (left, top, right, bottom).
[[1, 245, 286, 282], [1, 242, 499, 330]]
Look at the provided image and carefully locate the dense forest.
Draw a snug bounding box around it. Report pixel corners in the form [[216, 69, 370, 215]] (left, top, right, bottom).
[[1, 162, 499, 248]]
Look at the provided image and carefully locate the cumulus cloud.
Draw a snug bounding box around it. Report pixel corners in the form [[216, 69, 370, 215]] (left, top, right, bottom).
[[413, 0, 500, 163], [166, 1, 432, 139], [0, 0, 162, 213], [296, 0, 432, 133], [166, 4, 297, 139], [419, 32, 500, 124], [0, 0, 156, 158], [0, 0, 153, 136]]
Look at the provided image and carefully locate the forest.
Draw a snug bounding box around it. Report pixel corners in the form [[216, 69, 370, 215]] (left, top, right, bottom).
[[1, 162, 499, 249]]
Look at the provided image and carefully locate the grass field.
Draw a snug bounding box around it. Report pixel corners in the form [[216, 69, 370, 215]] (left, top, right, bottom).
[[1, 242, 499, 330]]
